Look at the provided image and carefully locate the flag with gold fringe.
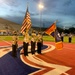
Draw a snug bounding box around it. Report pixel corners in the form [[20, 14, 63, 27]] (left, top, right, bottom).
[[20, 6, 31, 33], [45, 21, 63, 50], [54, 29, 63, 50], [45, 22, 56, 35]]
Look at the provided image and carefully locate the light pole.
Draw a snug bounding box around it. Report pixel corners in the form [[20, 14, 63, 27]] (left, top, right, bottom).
[[38, 3, 44, 32]]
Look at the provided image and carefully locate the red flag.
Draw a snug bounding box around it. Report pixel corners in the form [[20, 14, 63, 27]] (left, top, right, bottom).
[[45, 22, 56, 35], [45, 21, 63, 50], [20, 7, 31, 33]]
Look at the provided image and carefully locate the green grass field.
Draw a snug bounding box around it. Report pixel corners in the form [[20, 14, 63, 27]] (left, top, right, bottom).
[[0, 35, 75, 43], [43, 35, 75, 43]]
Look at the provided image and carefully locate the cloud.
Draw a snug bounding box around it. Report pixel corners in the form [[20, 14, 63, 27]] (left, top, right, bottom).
[[33, 0, 41, 3], [36, 0, 75, 17], [5, 0, 18, 7], [18, 11, 26, 15], [16, 11, 39, 18], [63, 0, 72, 6], [1, 0, 75, 28], [30, 13, 39, 16], [0, 0, 20, 7], [4, 15, 23, 24]]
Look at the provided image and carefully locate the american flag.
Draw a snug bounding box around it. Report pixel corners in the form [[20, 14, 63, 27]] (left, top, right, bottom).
[[20, 7, 31, 33]]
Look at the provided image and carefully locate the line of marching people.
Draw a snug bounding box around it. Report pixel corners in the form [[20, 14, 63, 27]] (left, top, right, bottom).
[[61, 32, 73, 43], [12, 29, 43, 57]]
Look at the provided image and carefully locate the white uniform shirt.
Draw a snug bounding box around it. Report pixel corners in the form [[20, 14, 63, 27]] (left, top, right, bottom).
[[69, 34, 72, 38], [37, 34, 43, 42], [23, 32, 30, 43], [31, 33, 36, 42], [61, 33, 64, 37], [12, 35, 18, 45]]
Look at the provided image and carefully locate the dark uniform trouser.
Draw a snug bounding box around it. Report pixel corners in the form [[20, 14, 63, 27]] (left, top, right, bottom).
[[31, 41, 36, 54], [69, 38, 71, 43], [12, 44, 17, 57], [23, 42, 29, 56], [61, 37, 63, 42], [37, 42, 42, 54]]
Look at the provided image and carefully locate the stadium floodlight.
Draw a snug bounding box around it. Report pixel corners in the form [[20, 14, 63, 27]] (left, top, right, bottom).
[[38, 3, 44, 10]]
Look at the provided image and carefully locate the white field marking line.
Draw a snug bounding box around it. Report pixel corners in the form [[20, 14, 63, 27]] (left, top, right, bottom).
[[0, 47, 12, 58], [0, 46, 11, 48], [42, 44, 55, 53], [1, 39, 12, 45], [0, 37, 12, 45], [20, 44, 55, 68], [28, 45, 37, 52], [0, 45, 23, 58], [0, 36, 23, 47], [20, 53, 42, 69], [0, 42, 22, 49], [20, 44, 71, 75], [20, 44, 55, 75], [27, 53, 71, 75], [30, 44, 55, 55]]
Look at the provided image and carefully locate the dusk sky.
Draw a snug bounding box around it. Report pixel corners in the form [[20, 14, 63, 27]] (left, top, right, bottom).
[[0, 0, 75, 29]]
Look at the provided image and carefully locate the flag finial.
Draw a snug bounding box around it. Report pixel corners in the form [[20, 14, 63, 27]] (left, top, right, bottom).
[[26, 2, 29, 12], [27, 2, 29, 8]]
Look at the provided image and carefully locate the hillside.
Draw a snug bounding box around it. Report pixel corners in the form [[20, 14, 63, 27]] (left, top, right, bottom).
[[0, 18, 19, 24], [0, 18, 21, 31]]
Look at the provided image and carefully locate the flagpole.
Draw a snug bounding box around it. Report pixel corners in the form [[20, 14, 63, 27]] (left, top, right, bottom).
[[40, 10, 42, 32], [27, 2, 29, 9], [38, 2, 44, 32], [54, 20, 58, 29]]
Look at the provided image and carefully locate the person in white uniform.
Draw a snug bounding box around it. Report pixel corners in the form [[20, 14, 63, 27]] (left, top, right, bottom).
[[31, 30, 36, 54], [22, 29, 30, 56], [12, 31, 18, 57]]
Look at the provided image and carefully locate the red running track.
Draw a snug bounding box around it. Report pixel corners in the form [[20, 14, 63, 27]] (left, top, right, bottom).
[[0, 41, 75, 75]]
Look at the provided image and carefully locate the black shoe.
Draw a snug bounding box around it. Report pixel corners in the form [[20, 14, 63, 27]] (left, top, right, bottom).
[[38, 52, 41, 54], [24, 54, 28, 56], [32, 53, 35, 55]]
